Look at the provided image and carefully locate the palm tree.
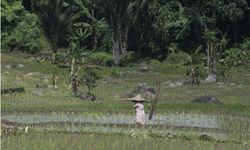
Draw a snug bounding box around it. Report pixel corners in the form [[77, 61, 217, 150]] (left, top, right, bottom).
[[32, 0, 80, 87], [32, 0, 80, 59], [99, 0, 146, 66]]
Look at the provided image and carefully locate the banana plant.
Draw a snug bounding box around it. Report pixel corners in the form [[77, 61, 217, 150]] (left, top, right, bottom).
[[67, 22, 100, 96], [72, 0, 108, 50]]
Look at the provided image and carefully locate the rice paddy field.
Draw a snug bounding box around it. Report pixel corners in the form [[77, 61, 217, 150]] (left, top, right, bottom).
[[1, 53, 250, 149]]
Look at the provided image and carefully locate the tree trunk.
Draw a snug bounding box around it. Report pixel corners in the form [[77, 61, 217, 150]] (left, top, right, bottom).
[[52, 51, 58, 88], [206, 41, 210, 75], [210, 42, 216, 74], [206, 41, 217, 75], [121, 27, 129, 64], [91, 0, 97, 51], [112, 37, 121, 66], [68, 57, 75, 90], [92, 29, 97, 51]]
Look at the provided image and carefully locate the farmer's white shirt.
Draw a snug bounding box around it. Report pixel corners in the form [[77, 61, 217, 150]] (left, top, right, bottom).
[[133, 103, 145, 125]]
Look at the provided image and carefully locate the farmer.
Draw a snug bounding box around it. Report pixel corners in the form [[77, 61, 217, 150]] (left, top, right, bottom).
[[127, 95, 146, 125]]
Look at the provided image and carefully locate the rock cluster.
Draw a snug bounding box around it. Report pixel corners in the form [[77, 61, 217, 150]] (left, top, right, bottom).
[[191, 95, 222, 104]]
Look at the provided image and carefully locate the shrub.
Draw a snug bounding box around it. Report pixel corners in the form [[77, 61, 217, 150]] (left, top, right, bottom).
[[111, 68, 123, 77], [145, 59, 162, 67], [127, 51, 137, 62], [89, 52, 113, 66], [1, 13, 45, 53], [239, 38, 250, 64], [166, 51, 192, 65], [221, 48, 247, 67]]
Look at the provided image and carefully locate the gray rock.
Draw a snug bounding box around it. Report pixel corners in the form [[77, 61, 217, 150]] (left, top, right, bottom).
[[130, 83, 156, 99], [43, 78, 49, 83], [191, 95, 222, 104], [205, 73, 217, 83], [230, 83, 236, 86], [183, 79, 191, 85], [26, 72, 41, 76], [16, 64, 24, 68], [162, 79, 191, 87], [24, 72, 46, 77], [33, 89, 44, 96], [5, 64, 12, 69], [121, 92, 136, 98], [139, 66, 149, 73], [133, 83, 156, 94], [139, 63, 151, 73], [36, 83, 48, 89], [101, 77, 118, 84], [77, 92, 96, 101], [28, 56, 36, 61], [14, 79, 23, 84], [5, 63, 24, 69]]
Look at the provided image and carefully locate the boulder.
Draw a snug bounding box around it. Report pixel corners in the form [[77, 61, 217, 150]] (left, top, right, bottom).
[[24, 72, 47, 78], [131, 83, 156, 99], [26, 72, 41, 76], [162, 79, 194, 87], [33, 89, 44, 96], [191, 95, 222, 104], [77, 92, 96, 101], [5, 63, 24, 69], [101, 76, 118, 84], [138, 63, 151, 73], [205, 73, 217, 83], [133, 83, 156, 95], [5, 64, 12, 69], [183, 79, 193, 85], [16, 64, 25, 68], [43, 78, 49, 83], [121, 92, 136, 98], [36, 83, 48, 89]]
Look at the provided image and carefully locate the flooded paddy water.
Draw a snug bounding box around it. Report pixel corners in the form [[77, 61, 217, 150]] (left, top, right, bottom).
[[2, 111, 249, 134], [2, 111, 250, 147], [2, 112, 219, 129]]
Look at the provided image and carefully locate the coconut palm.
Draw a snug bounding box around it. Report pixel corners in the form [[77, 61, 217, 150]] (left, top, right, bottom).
[[32, 0, 80, 87], [99, 0, 146, 66], [32, 0, 80, 58]]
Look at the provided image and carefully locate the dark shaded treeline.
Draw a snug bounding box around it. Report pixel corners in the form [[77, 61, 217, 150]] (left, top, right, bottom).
[[14, 0, 250, 60]]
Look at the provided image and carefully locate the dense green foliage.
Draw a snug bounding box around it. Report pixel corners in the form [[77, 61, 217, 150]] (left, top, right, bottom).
[[2, 0, 250, 68], [2, 13, 44, 53], [1, 0, 46, 53]]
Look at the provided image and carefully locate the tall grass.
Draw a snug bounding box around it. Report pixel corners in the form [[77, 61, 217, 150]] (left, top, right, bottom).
[[1, 132, 249, 150]]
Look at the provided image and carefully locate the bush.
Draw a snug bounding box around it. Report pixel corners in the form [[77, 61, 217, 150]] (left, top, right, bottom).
[[239, 38, 250, 64], [1, 13, 45, 53], [221, 48, 247, 67], [89, 52, 113, 66], [166, 51, 192, 65], [145, 59, 162, 67], [111, 68, 123, 78], [127, 51, 137, 62]]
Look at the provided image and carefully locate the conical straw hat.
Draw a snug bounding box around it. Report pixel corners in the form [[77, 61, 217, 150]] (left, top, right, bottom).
[[126, 95, 145, 102]]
